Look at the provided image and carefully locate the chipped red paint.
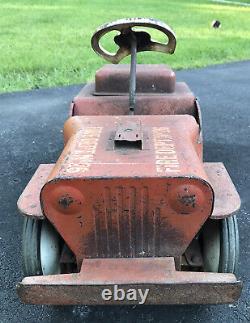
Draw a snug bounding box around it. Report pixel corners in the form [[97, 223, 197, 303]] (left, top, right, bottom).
[[70, 64, 199, 122], [16, 18, 241, 305], [40, 115, 214, 263], [17, 257, 242, 305], [17, 163, 240, 221]]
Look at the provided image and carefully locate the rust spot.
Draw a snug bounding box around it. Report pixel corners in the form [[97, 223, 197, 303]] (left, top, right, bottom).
[[58, 195, 74, 209], [178, 194, 196, 208]]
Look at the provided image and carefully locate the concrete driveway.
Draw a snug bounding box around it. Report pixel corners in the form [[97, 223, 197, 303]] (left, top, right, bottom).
[[0, 61, 249, 322]]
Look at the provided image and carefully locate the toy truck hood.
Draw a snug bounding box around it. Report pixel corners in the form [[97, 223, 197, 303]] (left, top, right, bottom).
[[40, 115, 213, 262]]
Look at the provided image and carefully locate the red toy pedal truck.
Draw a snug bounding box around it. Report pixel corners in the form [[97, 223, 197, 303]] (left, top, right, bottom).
[[17, 18, 241, 305]]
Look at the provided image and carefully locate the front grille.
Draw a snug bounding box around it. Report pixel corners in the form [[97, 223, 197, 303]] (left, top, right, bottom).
[[92, 186, 161, 258]]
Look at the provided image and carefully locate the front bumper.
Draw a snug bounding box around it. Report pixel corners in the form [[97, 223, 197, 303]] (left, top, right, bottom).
[[17, 257, 242, 305]]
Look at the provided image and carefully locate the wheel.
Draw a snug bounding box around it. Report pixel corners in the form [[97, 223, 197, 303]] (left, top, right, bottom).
[[219, 215, 239, 274], [22, 217, 61, 276], [201, 215, 239, 274]]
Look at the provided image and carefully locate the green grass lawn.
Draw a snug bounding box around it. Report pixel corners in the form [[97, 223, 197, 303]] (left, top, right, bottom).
[[0, 0, 250, 93]]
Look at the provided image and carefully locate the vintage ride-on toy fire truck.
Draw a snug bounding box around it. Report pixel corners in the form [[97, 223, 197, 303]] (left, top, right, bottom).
[[17, 18, 242, 305]]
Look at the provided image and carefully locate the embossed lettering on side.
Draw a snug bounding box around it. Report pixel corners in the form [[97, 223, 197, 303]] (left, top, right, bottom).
[[153, 127, 180, 173], [60, 127, 102, 175]]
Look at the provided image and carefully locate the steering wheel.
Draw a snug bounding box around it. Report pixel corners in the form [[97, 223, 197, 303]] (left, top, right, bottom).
[[91, 18, 176, 64]]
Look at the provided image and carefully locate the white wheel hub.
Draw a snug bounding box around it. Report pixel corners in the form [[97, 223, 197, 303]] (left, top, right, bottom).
[[40, 221, 61, 275]]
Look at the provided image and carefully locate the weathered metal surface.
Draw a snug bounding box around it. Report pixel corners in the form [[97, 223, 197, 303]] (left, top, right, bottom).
[[16, 17, 242, 307], [114, 120, 143, 148], [95, 65, 176, 94], [204, 163, 241, 219], [71, 82, 196, 117], [17, 164, 54, 219], [17, 257, 242, 305], [41, 115, 213, 263], [128, 33, 137, 114], [91, 18, 176, 64], [18, 162, 241, 223]]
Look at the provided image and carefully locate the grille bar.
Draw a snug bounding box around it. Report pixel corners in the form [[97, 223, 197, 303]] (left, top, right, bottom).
[[93, 186, 154, 257]]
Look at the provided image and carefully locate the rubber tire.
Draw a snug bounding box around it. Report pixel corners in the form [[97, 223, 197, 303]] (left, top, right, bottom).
[[202, 215, 239, 274], [22, 217, 62, 276], [22, 217, 43, 276], [219, 215, 239, 274]]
